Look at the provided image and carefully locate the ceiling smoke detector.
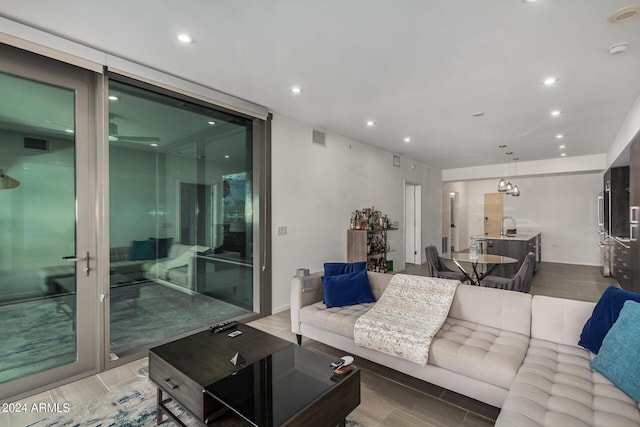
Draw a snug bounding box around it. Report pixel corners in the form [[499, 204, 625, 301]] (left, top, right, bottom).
[[608, 4, 640, 23]]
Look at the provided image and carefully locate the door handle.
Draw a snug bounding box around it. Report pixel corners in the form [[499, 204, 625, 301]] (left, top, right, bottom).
[[63, 251, 90, 276]]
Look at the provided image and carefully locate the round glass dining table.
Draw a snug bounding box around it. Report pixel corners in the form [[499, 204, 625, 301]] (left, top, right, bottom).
[[439, 252, 517, 285]]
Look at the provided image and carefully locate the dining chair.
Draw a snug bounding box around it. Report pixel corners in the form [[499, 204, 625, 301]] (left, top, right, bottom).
[[481, 252, 536, 293], [425, 245, 467, 282]]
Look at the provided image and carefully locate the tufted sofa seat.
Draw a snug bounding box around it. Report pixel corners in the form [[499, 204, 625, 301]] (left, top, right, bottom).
[[292, 272, 640, 424], [495, 295, 640, 426]]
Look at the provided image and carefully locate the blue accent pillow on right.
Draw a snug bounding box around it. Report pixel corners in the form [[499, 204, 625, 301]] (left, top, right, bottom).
[[324, 262, 367, 277], [578, 286, 640, 354], [322, 269, 375, 308], [590, 300, 640, 402]]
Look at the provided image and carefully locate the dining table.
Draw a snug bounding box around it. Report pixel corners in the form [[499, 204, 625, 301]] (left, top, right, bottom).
[[439, 252, 518, 286]]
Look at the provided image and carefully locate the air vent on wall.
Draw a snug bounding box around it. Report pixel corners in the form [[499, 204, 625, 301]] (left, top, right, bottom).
[[24, 137, 49, 152], [312, 129, 326, 147]]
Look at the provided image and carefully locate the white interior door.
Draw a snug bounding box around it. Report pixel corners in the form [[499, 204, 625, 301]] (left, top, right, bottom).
[[405, 183, 422, 264]]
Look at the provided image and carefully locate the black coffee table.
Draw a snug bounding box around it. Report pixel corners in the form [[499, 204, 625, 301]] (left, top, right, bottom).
[[149, 324, 360, 426]]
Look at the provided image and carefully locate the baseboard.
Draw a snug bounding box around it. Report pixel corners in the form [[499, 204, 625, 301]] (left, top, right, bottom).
[[272, 303, 290, 314]]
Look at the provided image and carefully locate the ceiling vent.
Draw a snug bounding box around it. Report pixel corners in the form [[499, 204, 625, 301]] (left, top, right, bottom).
[[608, 4, 640, 23], [24, 137, 49, 152], [312, 129, 326, 147]]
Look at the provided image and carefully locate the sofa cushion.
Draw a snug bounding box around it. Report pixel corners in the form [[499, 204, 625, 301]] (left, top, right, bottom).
[[495, 338, 640, 426], [429, 317, 530, 389], [590, 300, 640, 403], [324, 262, 367, 276], [578, 285, 640, 354], [321, 269, 375, 308], [300, 301, 374, 339]]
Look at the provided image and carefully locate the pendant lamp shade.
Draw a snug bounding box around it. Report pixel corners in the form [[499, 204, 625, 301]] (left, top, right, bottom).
[[0, 170, 19, 190], [497, 177, 507, 192]]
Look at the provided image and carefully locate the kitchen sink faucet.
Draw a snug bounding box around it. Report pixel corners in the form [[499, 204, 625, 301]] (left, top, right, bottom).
[[501, 216, 517, 236]]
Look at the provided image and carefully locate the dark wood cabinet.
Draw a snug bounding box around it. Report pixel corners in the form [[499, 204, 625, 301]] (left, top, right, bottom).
[[629, 137, 640, 293], [611, 238, 631, 290], [478, 234, 540, 278], [609, 166, 630, 238]]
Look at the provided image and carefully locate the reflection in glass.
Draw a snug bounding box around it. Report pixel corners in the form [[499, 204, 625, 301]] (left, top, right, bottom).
[[0, 71, 77, 383], [108, 80, 255, 356]]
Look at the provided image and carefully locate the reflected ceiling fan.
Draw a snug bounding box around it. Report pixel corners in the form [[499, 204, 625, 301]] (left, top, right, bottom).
[[108, 113, 161, 143]]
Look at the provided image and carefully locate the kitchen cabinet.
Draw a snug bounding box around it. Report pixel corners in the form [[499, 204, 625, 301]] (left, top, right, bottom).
[[474, 233, 541, 278], [606, 166, 630, 238], [629, 137, 640, 293], [611, 237, 631, 290]]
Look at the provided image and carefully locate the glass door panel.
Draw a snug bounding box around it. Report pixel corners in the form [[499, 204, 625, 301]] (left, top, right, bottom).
[[108, 79, 256, 358], [0, 46, 97, 399]]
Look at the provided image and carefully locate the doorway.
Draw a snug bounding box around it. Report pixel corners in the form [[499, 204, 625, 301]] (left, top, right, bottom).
[[405, 183, 422, 264], [0, 44, 99, 398]]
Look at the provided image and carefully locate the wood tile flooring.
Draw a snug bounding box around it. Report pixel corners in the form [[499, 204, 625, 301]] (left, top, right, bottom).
[[0, 262, 613, 426]]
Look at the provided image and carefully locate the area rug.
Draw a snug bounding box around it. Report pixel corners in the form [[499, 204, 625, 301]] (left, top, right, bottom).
[[0, 282, 250, 383], [27, 375, 360, 426]]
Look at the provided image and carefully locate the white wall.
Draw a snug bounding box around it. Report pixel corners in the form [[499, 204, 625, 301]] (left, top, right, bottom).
[[445, 172, 602, 266], [271, 114, 442, 312]]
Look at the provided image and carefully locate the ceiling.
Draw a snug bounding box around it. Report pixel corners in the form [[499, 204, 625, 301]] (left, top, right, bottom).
[[1, 0, 639, 170]]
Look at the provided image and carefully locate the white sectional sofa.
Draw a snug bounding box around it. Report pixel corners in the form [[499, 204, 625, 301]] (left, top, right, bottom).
[[291, 271, 640, 425]]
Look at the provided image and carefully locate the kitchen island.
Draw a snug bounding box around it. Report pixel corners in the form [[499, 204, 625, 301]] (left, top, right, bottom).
[[471, 232, 541, 278]]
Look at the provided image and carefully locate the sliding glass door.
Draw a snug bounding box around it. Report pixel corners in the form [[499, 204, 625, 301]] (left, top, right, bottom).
[[0, 44, 98, 399], [107, 77, 259, 358]]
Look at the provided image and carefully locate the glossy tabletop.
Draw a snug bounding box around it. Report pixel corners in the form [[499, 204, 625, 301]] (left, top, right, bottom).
[[440, 252, 517, 265], [206, 344, 359, 427]]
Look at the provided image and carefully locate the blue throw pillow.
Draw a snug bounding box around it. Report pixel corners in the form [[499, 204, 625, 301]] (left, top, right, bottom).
[[322, 269, 375, 308], [324, 262, 367, 276], [129, 239, 156, 260], [578, 286, 640, 354], [590, 300, 640, 402]]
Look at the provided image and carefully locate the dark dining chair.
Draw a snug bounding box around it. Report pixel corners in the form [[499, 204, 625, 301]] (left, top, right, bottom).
[[481, 252, 536, 293], [425, 245, 467, 282]]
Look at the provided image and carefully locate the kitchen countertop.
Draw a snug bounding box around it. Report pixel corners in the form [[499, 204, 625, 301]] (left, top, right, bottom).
[[472, 232, 541, 241]]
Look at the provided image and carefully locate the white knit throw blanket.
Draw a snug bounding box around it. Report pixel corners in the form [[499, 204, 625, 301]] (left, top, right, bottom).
[[354, 274, 459, 365]]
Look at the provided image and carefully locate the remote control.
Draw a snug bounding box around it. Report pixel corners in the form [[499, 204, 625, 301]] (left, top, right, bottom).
[[210, 321, 238, 334], [330, 359, 345, 370]]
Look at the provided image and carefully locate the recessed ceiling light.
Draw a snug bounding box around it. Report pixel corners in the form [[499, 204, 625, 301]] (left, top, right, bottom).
[[559, 144, 566, 149], [522, 0, 537, 3], [366, 120, 375, 127], [404, 137, 411, 143], [608, 42, 629, 55], [150, 143, 159, 147], [560, 153, 567, 157], [208, 120, 216, 125], [472, 112, 485, 117], [556, 134, 564, 139], [506, 151, 513, 155], [498, 144, 507, 148], [543, 77, 559, 86], [608, 4, 640, 23], [177, 33, 194, 44], [550, 110, 562, 117], [224, 155, 230, 159], [290, 86, 302, 94], [108, 95, 119, 101]]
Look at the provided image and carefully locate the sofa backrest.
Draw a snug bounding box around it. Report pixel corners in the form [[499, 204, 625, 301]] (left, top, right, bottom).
[[366, 271, 394, 300], [531, 295, 595, 346], [448, 284, 533, 336]]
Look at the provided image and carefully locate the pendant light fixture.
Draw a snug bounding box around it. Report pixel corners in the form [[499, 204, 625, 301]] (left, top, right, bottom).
[[0, 169, 20, 190], [511, 157, 521, 197]]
